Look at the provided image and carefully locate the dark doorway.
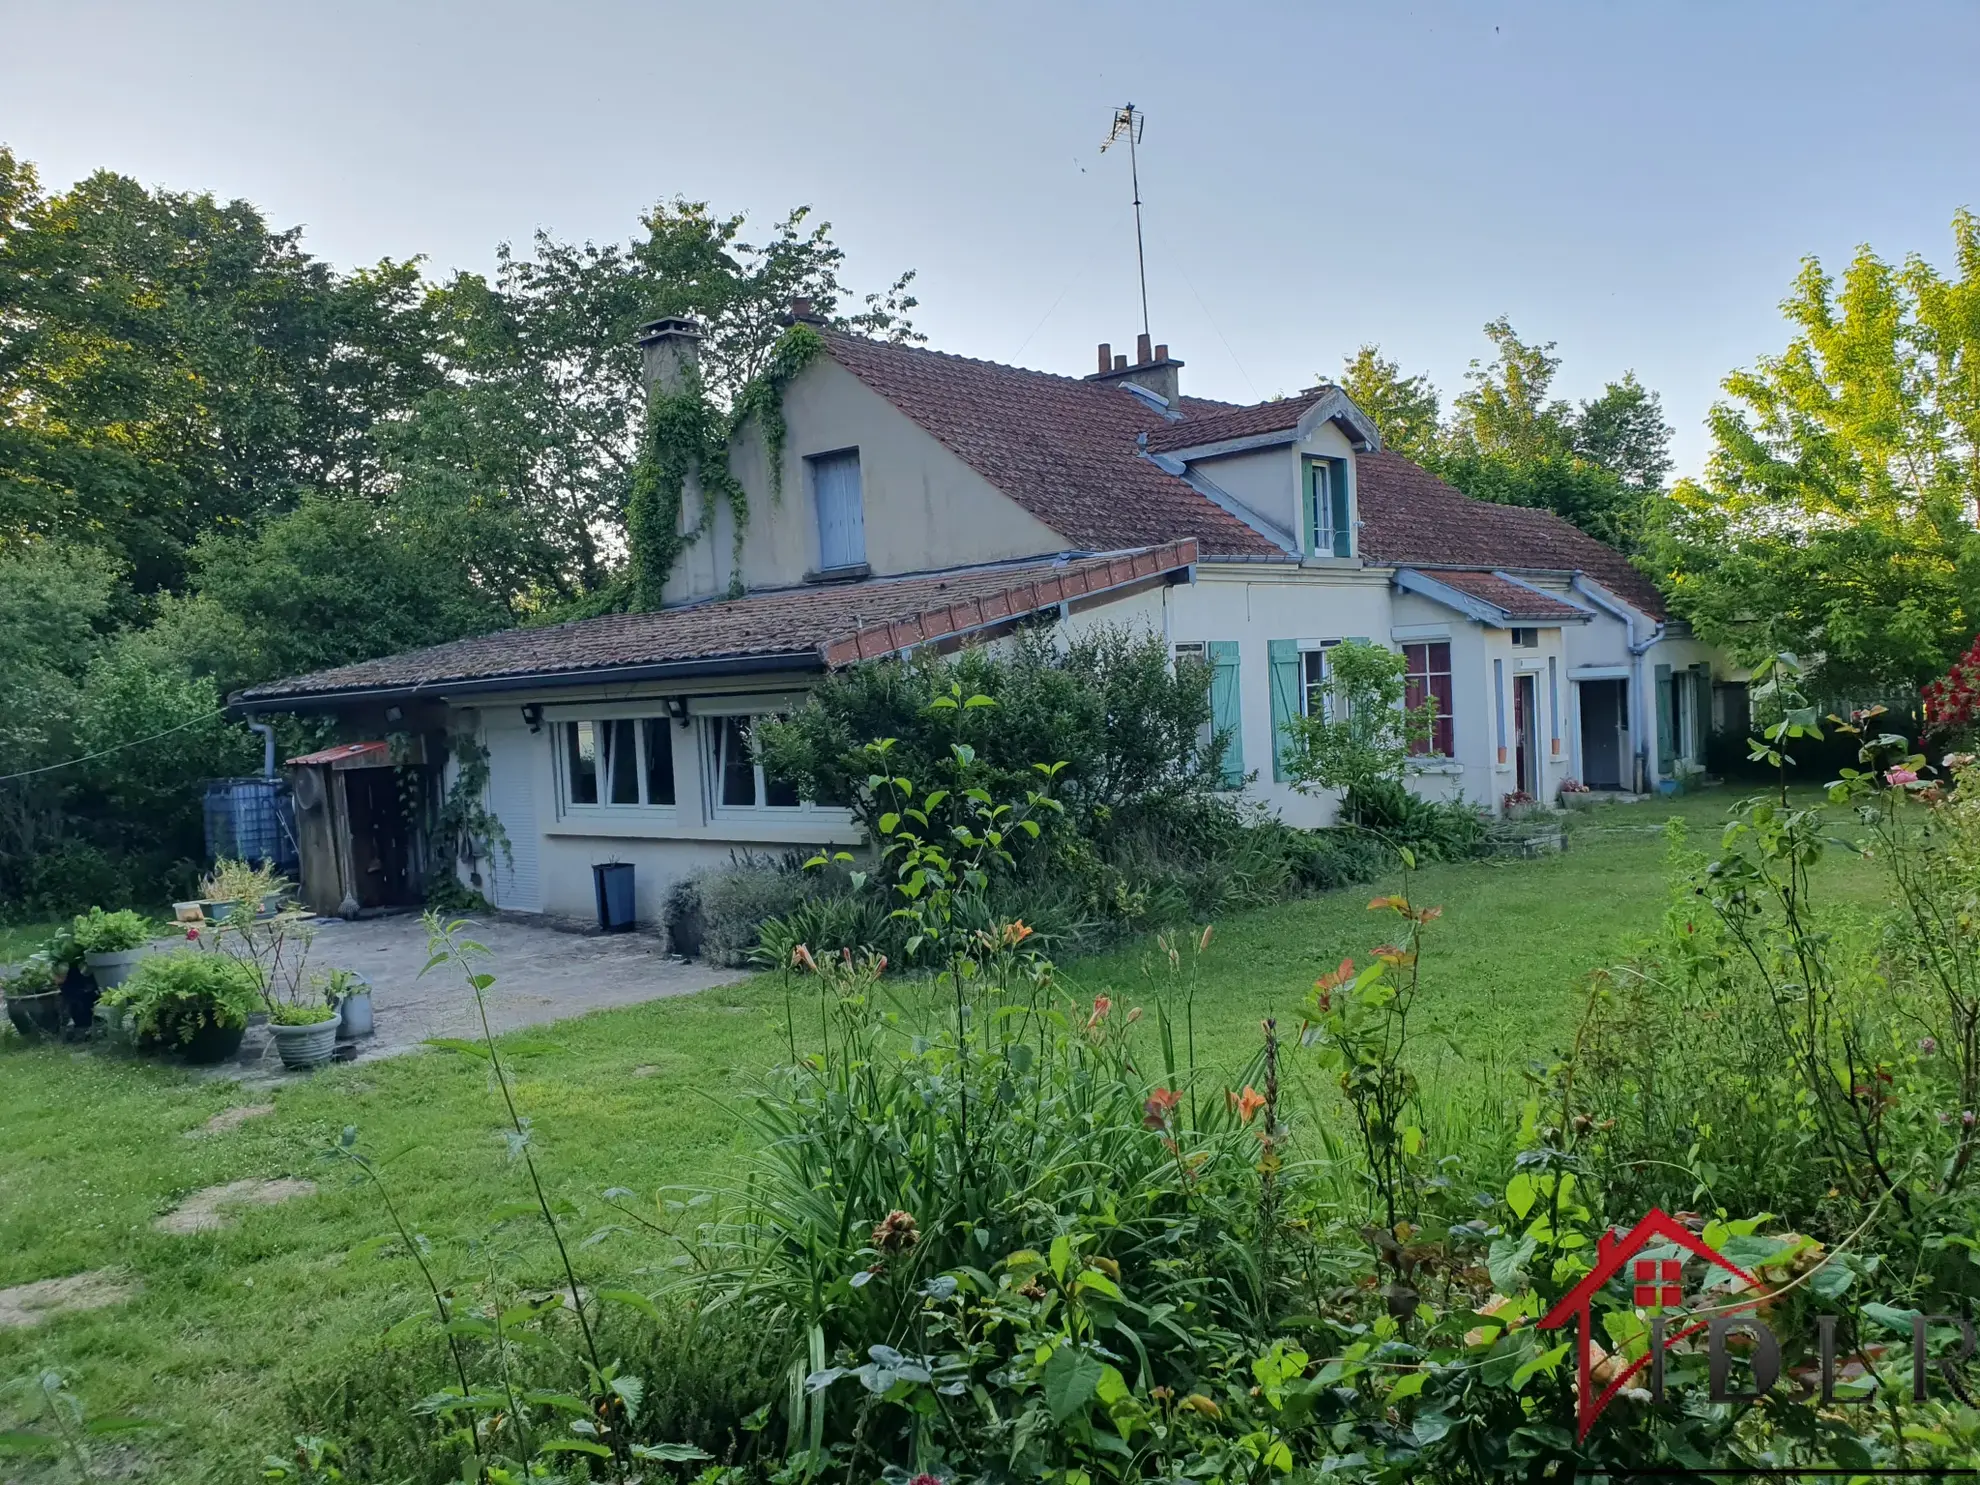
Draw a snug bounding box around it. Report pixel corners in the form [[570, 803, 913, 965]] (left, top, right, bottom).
[[1579, 678, 1629, 790], [340, 767, 419, 909], [1513, 674, 1539, 796]]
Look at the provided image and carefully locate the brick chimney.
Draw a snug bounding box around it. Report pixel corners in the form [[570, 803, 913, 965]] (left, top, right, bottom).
[[1086, 335, 1183, 404], [636, 316, 704, 394]]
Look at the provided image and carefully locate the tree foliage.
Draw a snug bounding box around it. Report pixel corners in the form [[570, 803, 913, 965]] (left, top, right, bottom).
[[1647, 210, 1980, 688], [0, 146, 916, 910], [1336, 320, 1672, 550], [1280, 640, 1432, 800]]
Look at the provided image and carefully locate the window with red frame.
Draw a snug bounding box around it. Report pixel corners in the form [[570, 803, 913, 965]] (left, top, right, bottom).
[[1403, 642, 1454, 756]]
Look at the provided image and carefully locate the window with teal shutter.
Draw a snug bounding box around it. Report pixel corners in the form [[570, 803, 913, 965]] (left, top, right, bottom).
[[1208, 641, 1243, 787], [1267, 639, 1301, 781], [1302, 458, 1353, 557]]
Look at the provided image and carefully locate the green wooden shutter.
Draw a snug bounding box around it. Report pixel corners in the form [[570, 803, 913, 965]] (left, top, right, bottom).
[[1208, 641, 1244, 788], [1692, 669, 1712, 764], [1299, 460, 1317, 556], [1655, 664, 1676, 774], [1331, 459, 1352, 557], [1268, 639, 1301, 781]]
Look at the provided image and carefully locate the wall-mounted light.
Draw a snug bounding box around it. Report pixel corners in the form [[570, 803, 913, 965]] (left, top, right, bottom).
[[521, 703, 544, 733], [383, 705, 404, 724], [666, 696, 690, 728]]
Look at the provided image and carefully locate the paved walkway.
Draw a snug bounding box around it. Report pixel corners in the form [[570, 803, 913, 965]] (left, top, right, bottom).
[[208, 913, 746, 1083]]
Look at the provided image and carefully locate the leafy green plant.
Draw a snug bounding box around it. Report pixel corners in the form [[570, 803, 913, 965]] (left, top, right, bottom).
[[112, 949, 260, 1046], [1282, 638, 1436, 801], [67, 907, 150, 957], [0, 1369, 148, 1482]]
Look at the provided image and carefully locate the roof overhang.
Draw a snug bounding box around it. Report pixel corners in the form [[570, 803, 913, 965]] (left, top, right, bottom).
[[1150, 387, 1383, 461], [1393, 568, 1595, 628], [231, 541, 1200, 716]]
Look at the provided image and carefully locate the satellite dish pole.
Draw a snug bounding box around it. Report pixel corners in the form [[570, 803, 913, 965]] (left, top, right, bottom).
[[1103, 102, 1150, 342]]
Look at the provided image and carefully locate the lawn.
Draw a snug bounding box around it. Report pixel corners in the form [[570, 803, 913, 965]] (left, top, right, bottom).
[[0, 787, 1888, 1480]]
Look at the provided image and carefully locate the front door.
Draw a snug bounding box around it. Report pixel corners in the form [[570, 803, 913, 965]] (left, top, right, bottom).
[[1513, 674, 1539, 797], [1578, 679, 1628, 791]]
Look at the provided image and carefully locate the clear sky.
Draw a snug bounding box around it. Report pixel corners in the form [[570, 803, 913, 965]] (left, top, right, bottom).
[[4, 0, 1976, 475]]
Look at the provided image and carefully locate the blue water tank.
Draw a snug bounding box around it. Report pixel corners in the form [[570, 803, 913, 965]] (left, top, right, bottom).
[[203, 778, 300, 873]]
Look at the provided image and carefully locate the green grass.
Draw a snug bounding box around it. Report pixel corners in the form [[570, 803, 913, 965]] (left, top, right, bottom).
[[0, 921, 61, 963], [0, 787, 1888, 1480]]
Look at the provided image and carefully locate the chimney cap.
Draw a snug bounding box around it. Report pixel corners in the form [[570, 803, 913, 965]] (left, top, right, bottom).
[[637, 315, 704, 345]]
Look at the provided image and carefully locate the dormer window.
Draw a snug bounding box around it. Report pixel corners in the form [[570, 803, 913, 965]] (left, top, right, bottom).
[[1304, 456, 1351, 558], [809, 449, 865, 572]]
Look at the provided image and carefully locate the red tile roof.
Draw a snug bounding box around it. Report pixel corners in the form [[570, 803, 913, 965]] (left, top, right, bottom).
[[822, 333, 1285, 559], [235, 544, 1197, 705], [823, 336, 1667, 617], [1355, 451, 1666, 618], [1142, 388, 1331, 454], [1418, 570, 1593, 623]]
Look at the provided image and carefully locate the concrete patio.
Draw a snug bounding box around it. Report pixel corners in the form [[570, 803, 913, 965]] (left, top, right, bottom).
[[203, 912, 747, 1082]]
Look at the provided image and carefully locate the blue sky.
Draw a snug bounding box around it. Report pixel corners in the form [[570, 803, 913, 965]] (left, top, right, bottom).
[[4, 0, 1975, 475]]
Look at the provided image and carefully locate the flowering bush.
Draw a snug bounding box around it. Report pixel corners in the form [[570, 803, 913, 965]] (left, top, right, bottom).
[[1922, 631, 1980, 734]]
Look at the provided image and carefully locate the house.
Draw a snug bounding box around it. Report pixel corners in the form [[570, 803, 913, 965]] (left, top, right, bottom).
[[233, 310, 1723, 923]]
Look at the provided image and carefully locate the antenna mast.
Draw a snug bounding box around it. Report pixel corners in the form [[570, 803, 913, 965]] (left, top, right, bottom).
[[1103, 103, 1150, 342]]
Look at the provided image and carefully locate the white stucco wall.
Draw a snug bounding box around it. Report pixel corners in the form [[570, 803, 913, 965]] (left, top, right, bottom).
[[457, 680, 862, 927], [665, 357, 1067, 603]]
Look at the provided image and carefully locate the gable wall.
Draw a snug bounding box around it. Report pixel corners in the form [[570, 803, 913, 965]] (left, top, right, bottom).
[[664, 358, 1070, 603]]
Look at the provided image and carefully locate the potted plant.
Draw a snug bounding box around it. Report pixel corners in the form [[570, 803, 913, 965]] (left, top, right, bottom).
[[3, 954, 67, 1039], [199, 858, 288, 923], [325, 967, 373, 1042], [267, 988, 341, 1069], [72, 908, 153, 990], [114, 950, 261, 1064]]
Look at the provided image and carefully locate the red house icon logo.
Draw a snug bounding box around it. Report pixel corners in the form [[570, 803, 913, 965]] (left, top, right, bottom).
[[1538, 1208, 1763, 1440]]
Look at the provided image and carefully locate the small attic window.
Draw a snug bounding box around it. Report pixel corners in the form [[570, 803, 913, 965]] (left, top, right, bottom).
[[1304, 457, 1351, 558]]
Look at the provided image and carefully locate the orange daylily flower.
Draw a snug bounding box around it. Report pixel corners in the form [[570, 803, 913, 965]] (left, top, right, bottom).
[[1232, 1085, 1267, 1124], [1143, 1086, 1181, 1129], [1002, 919, 1035, 947]]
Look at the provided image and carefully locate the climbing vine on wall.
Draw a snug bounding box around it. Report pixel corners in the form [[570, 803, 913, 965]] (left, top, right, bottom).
[[625, 323, 825, 609], [434, 734, 511, 898]]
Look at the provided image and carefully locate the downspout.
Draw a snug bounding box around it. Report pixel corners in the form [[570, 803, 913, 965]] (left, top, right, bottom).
[[246, 720, 276, 778], [1572, 574, 1664, 793]]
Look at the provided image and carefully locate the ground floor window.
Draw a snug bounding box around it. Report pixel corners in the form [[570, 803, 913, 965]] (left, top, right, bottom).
[[1301, 643, 1342, 720], [1403, 641, 1455, 756], [561, 718, 675, 809], [708, 715, 801, 810]]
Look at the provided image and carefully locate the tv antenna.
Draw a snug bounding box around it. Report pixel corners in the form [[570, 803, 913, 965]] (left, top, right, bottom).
[[1102, 102, 1150, 342]]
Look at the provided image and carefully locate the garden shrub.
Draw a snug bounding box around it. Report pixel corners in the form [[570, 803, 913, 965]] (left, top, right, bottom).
[[1343, 776, 1488, 860], [297, 699, 1980, 1480], [689, 856, 809, 967]]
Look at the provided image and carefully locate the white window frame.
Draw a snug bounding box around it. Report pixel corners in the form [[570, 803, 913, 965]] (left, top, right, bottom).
[[1510, 627, 1541, 649], [557, 716, 679, 816], [704, 713, 837, 818], [1174, 642, 1216, 755], [1299, 640, 1343, 721]]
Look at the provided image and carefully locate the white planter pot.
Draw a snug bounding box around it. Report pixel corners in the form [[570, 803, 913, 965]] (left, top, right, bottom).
[[333, 988, 374, 1041], [84, 947, 147, 989], [270, 1012, 342, 1070]]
